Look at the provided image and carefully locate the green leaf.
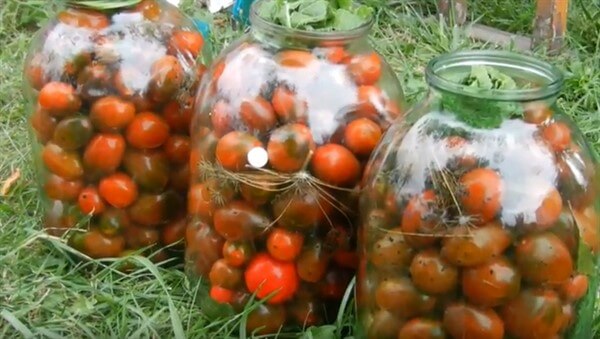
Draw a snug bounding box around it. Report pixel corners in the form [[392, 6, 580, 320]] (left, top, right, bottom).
[[256, 0, 373, 31], [336, 0, 352, 9], [440, 65, 524, 129], [333, 8, 364, 31], [299, 325, 337, 339]]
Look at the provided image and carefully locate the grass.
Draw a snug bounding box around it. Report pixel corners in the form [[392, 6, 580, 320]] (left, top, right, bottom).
[[1, 0, 599, 337]]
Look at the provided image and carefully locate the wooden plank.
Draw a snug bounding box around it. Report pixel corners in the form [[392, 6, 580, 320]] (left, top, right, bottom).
[[532, 0, 569, 54], [437, 0, 468, 25], [467, 23, 532, 51]]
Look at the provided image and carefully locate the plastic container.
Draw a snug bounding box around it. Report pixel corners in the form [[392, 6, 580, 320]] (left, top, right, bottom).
[[23, 0, 211, 260], [357, 50, 599, 339], [185, 0, 405, 334]]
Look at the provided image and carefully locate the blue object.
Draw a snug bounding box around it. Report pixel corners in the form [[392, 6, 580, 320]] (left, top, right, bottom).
[[232, 0, 255, 26], [193, 19, 211, 38]]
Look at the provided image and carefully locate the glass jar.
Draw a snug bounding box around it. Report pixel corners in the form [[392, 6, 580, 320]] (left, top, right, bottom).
[[23, 0, 211, 261], [358, 50, 599, 339], [186, 0, 405, 334]]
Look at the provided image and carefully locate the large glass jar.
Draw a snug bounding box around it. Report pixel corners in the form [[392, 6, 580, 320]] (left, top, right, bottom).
[[186, 0, 405, 334], [358, 50, 599, 339], [23, 0, 210, 261]]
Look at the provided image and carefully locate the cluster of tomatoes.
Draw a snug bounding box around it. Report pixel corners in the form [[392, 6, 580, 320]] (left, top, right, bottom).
[[185, 41, 404, 334], [359, 103, 598, 339], [26, 1, 207, 260]]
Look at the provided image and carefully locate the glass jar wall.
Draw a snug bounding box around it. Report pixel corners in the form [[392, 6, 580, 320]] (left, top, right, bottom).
[[186, 0, 405, 334], [358, 50, 599, 339], [23, 0, 210, 260]]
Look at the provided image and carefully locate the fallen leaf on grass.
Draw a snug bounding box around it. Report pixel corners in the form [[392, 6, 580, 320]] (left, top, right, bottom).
[[1, 169, 21, 196]]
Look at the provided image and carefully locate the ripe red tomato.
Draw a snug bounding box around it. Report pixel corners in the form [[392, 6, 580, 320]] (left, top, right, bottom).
[[90, 96, 136, 132], [343, 118, 382, 157], [42, 143, 84, 180], [443, 303, 504, 339], [78, 186, 105, 215], [245, 253, 298, 304], [126, 112, 170, 149], [410, 249, 458, 295], [401, 190, 439, 248], [209, 286, 234, 304], [459, 168, 502, 224], [311, 143, 361, 186], [267, 123, 315, 172], [98, 172, 138, 208], [560, 274, 589, 302], [38, 82, 81, 117], [348, 53, 382, 85], [215, 131, 262, 171], [535, 187, 563, 229], [30, 107, 57, 143], [271, 86, 308, 124], [83, 134, 126, 174], [169, 30, 204, 58], [542, 121, 572, 152], [240, 96, 277, 132], [462, 256, 521, 307], [266, 227, 304, 261], [57, 7, 109, 29], [276, 50, 316, 68]]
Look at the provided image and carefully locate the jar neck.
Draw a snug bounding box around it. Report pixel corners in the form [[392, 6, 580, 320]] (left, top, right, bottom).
[[248, 0, 373, 48], [426, 50, 564, 103]]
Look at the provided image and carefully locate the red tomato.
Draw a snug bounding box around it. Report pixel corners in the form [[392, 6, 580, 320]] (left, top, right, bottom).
[[271, 86, 308, 123], [276, 50, 316, 68], [98, 172, 138, 208], [126, 112, 170, 149], [57, 7, 109, 29], [542, 122, 572, 152], [267, 123, 315, 172], [535, 187, 563, 229], [44, 174, 83, 202], [311, 143, 361, 186], [459, 168, 502, 224], [443, 303, 504, 339], [560, 274, 589, 302], [209, 286, 234, 304], [266, 227, 304, 261], [343, 118, 382, 157], [401, 190, 439, 247], [164, 134, 190, 165], [210, 99, 233, 137], [348, 53, 382, 85], [240, 96, 277, 132], [462, 256, 521, 307], [90, 96, 136, 132], [77, 186, 105, 215], [83, 134, 126, 174], [245, 253, 299, 304], [38, 82, 81, 117], [215, 131, 263, 171], [410, 249, 458, 295], [169, 30, 204, 58], [42, 143, 84, 180]]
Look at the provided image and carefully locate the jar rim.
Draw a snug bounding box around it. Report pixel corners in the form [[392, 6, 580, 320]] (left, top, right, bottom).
[[249, 0, 374, 42], [426, 50, 564, 101]]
